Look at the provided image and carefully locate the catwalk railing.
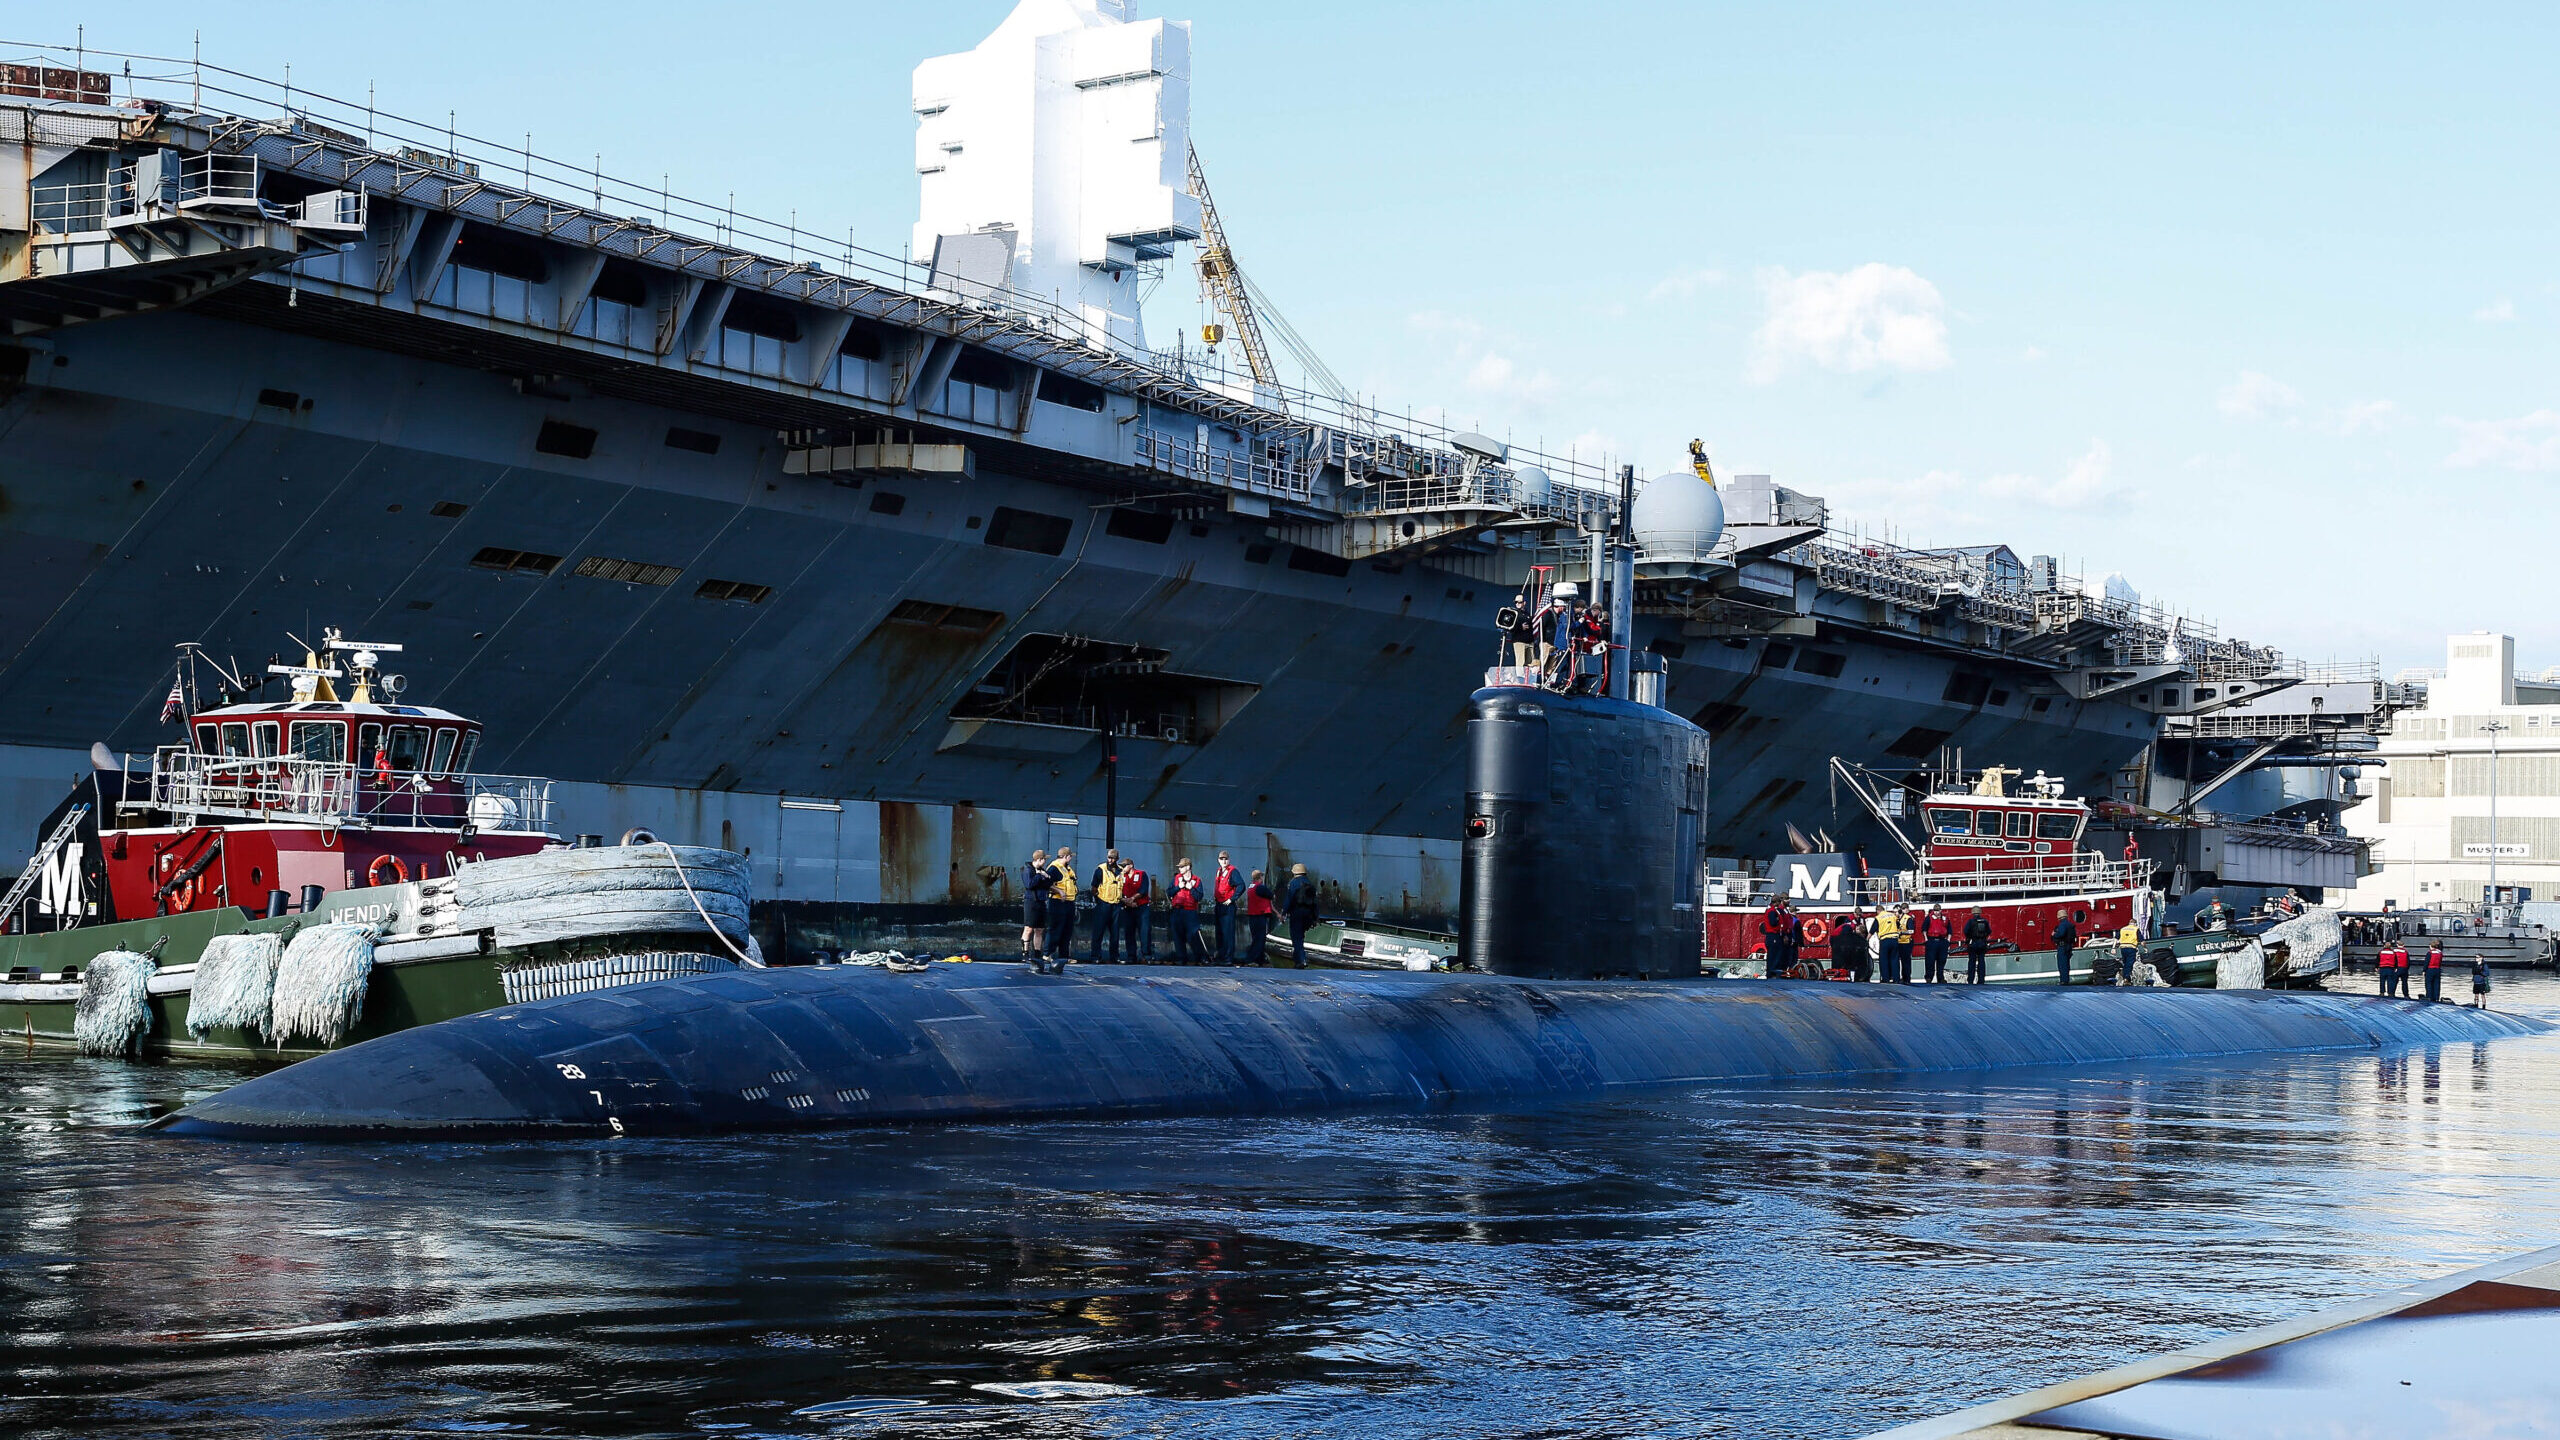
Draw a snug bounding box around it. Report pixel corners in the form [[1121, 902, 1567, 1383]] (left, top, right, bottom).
[[0, 39, 1615, 504], [150, 750, 553, 833]]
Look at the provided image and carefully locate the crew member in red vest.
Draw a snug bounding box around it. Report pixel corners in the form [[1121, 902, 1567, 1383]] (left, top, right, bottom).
[[1118, 858, 1153, 962], [1922, 906, 1954, 984], [1760, 898, 1794, 979], [1168, 859, 1206, 964], [1213, 851, 1242, 965], [2382, 943, 2406, 998], [2423, 943, 2445, 1003], [1243, 869, 1277, 965]]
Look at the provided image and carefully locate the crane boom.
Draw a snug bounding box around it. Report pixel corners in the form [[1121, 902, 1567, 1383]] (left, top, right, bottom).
[[1186, 144, 1281, 392]]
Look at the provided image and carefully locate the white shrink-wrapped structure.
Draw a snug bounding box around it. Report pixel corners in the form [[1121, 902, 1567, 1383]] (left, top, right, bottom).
[[913, 0, 1204, 352]]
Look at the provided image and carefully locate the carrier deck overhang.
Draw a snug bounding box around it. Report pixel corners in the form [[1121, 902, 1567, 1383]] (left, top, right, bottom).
[[0, 58, 2370, 927]]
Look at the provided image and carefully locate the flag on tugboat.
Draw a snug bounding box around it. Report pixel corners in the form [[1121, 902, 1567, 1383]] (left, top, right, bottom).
[[159, 678, 184, 724]]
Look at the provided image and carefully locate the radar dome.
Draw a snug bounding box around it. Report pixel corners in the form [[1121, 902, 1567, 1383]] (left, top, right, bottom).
[[1510, 465, 1553, 509], [1629, 470, 1725, 561]]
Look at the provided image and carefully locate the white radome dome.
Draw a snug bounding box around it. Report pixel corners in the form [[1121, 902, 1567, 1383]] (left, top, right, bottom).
[[1629, 470, 1725, 560], [1510, 464, 1553, 509]]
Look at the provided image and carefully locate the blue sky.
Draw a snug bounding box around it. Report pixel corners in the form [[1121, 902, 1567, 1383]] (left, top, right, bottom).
[[50, 2, 2560, 673]]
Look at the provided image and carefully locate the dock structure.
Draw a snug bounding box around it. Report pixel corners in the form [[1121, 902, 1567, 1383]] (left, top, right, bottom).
[[1871, 1243, 2560, 1440]]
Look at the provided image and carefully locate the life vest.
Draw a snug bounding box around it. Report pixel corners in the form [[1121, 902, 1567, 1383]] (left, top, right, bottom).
[[1121, 866, 1148, 903], [2426, 948, 2443, 970], [1215, 865, 1239, 903], [1050, 862, 1078, 902], [1925, 913, 1952, 940], [1094, 866, 1124, 904], [1171, 872, 1201, 909], [1245, 882, 1275, 917]]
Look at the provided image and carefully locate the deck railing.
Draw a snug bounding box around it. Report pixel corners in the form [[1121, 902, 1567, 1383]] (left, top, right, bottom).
[[1709, 855, 2148, 909], [149, 749, 551, 833]]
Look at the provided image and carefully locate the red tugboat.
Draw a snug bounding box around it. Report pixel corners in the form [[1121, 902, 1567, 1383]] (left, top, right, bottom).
[[1702, 760, 2153, 984], [0, 630, 756, 1061], [93, 634, 551, 921]]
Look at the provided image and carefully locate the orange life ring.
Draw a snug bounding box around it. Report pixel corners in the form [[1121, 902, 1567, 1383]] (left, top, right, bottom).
[[366, 854, 410, 887], [1801, 916, 1831, 944]]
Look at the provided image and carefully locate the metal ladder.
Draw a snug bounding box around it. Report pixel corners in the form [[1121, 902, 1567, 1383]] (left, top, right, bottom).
[[0, 803, 89, 933]]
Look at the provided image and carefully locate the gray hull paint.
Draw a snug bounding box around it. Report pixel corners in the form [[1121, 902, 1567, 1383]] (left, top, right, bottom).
[[0, 307, 2152, 915]]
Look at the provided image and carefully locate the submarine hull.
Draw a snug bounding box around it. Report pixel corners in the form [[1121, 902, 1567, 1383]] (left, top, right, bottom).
[[162, 966, 2542, 1140]]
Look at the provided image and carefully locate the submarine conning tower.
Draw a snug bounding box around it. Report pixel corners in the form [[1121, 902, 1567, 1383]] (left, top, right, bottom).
[[1463, 463, 1713, 981], [1461, 687, 1710, 979]]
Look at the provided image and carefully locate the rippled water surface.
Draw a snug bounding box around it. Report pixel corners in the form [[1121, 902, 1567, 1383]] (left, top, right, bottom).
[[8, 976, 2560, 1439]]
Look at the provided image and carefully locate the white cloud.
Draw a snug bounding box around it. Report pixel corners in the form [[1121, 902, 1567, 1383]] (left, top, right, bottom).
[[1747, 263, 1951, 382], [1408, 312, 1559, 408], [2021, 345, 2047, 363], [2444, 410, 2560, 472], [1647, 267, 1727, 303], [2475, 297, 2517, 323], [2217, 370, 2302, 420], [1979, 441, 2119, 510], [2217, 371, 2396, 434]]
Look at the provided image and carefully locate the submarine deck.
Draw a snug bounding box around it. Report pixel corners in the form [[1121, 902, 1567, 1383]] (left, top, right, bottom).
[[163, 965, 2544, 1140]]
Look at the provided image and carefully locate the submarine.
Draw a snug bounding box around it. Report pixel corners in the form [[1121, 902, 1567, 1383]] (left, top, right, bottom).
[[160, 478, 2548, 1140]]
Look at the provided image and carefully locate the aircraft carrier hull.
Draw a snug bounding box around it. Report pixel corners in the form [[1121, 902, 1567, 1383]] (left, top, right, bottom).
[[0, 304, 2158, 932]]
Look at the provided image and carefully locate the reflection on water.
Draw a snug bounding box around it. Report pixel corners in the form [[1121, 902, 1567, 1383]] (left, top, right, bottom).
[[6, 979, 2560, 1438]]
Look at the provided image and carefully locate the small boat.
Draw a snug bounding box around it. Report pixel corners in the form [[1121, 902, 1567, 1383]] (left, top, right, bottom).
[[1703, 760, 2171, 984], [1298, 919, 1458, 971], [0, 631, 755, 1060], [2341, 905, 2556, 971]]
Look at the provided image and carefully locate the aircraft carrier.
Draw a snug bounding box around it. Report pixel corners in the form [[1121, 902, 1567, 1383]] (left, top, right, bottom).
[[0, 7, 2384, 946]]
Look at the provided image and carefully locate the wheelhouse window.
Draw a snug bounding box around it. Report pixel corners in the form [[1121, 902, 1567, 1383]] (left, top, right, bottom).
[[453, 730, 480, 774], [1975, 809, 2006, 837], [252, 722, 280, 759], [1928, 809, 1971, 836], [2006, 812, 2034, 839], [386, 726, 427, 772], [220, 722, 250, 757], [194, 724, 217, 753], [358, 722, 384, 768], [2037, 812, 2081, 841], [429, 728, 458, 777], [288, 720, 347, 763]]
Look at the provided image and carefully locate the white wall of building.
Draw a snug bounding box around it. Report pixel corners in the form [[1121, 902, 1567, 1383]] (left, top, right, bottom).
[[2343, 632, 2560, 909]]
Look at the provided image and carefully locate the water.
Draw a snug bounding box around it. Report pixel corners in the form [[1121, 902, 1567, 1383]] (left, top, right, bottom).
[[7, 975, 2560, 1439]]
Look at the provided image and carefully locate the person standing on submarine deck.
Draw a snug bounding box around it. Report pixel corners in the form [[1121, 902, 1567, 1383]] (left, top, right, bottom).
[[2051, 911, 2079, 986], [1119, 855, 1152, 962], [1284, 863, 1321, 969], [1214, 851, 1242, 965], [1021, 849, 1051, 966]]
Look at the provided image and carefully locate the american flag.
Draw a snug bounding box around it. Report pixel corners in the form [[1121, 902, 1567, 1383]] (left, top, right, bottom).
[[159, 680, 184, 724]]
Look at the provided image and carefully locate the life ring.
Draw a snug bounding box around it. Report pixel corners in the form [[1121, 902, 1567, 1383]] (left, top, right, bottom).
[[1801, 916, 1831, 944], [366, 855, 410, 887]]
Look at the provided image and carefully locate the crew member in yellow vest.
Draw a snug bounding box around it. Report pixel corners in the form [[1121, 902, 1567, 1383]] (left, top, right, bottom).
[[1876, 905, 1909, 984], [2118, 921, 2142, 986], [1045, 848, 1079, 965], [1089, 850, 1127, 962]]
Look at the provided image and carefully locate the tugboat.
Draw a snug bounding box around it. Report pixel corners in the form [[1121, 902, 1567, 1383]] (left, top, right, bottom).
[[1702, 760, 2160, 984], [0, 631, 756, 1059]]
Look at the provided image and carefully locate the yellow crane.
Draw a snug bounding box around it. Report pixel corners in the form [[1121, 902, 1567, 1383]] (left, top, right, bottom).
[[1186, 144, 1351, 409]]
